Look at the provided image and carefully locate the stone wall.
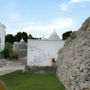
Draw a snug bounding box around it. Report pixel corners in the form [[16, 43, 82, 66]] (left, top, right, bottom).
[[24, 66, 57, 74], [56, 17, 90, 90], [0, 59, 6, 67], [13, 44, 27, 58], [15, 49, 27, 58]]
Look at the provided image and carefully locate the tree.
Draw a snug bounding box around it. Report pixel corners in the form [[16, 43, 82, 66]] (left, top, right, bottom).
[[62, 31, 72, 40], [2, 42, 13, 59], [5, 32, 31, 44], [22, 32, 28, 42], [5, 34, 15, 44], [2, 48, 10, 59], [14, 32, 22, 42]]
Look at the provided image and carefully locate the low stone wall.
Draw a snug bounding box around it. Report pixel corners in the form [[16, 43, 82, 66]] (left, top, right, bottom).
[[24, 65, 57, 74], [0, 59, 6, 67], [19, 57, 27, 65]]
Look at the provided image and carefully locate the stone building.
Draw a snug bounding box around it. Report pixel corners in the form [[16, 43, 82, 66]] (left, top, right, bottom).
[[27, 30, 65, 66], [13, 38, 27, 58], [0, 23, 6, 52]]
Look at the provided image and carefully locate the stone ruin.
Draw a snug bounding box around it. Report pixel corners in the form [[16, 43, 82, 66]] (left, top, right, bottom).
[[56, 17, 90, 90]]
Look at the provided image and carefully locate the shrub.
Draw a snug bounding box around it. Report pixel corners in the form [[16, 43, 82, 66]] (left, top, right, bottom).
[[1, 42, 13, 59], [62, 31, 72, 40], [2, 48, 10, 59], [10, 52, 19, 59]]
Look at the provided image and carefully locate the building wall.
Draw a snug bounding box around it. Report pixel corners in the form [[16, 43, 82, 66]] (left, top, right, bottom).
[[27, 40, 65, 66], [0, 24, 6, 52]]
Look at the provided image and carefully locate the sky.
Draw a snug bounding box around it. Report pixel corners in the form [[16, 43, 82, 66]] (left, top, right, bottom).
[[0, 0, 90, 39]]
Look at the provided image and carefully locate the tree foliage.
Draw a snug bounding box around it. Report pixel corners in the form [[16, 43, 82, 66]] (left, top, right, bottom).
[[5, 34, 15, 44], [5, 32, 28, 44], [22, 32, 28, 42], [5, 31, 40, 44], [62, 31, 72, 40], [14, 32, 22, 42], [2, 42, 13, 59]]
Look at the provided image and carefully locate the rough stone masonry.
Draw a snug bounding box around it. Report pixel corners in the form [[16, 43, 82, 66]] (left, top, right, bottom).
[[56, 17, 90, 90]]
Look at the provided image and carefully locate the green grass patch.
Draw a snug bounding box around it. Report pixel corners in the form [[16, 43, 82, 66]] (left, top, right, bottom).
[[0, 70, 65, 90]]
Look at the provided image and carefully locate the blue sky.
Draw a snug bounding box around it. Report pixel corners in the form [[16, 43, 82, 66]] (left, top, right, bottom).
[[0, 0, 90, 39]]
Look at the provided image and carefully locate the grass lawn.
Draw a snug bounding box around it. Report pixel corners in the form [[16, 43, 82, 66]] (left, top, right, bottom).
[[0, 70, 65, 90]]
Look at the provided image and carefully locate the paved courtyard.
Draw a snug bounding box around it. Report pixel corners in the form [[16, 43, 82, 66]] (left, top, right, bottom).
[[0, 61, 25, 76]]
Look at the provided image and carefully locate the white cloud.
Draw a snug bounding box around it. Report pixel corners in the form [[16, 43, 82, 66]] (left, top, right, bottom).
[[23, 18, 75, 33], [52, 18, 74, 29], [70, 0, 90, 3], [59, 4, 68, 11], [59, 0, 90, 11]]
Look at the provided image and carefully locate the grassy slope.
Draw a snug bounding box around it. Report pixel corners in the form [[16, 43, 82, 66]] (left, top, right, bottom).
[[0, 71, 65, 90]]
